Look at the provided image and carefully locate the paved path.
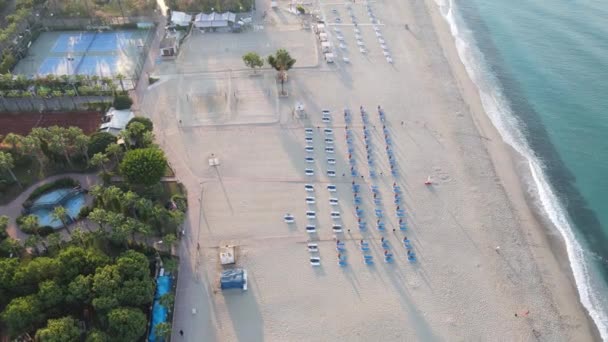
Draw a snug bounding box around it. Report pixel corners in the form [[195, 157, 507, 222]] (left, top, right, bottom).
[[0, 172, 100, 241]]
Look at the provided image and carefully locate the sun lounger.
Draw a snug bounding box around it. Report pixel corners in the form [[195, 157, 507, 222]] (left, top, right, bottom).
[[307, 243, 319, 252], [324, 128, 333, 135], [329, 198, 339, 205], [331, 211, 341, 219], [332, 224, 343, 233], [306, 225, 317, 233], [400, 222, 407, 231], [338, 260, 348, 267], [306, 196, 315, 204], [327, 158, 336, 164], [358, 221, 367, 230], [305, 157, 314, 163], [305, 146, 314, 153], [305, 168, 314, 176], [310, 257, 321, 266], [284, 214, 295, 223], [305, 184, 314, 192], [306, 211, 316, 219], [327, 184, 337, 192], [378, 222, 386, 231]]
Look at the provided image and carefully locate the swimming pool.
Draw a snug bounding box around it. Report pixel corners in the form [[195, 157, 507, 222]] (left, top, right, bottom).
[[30, 188, 86, 229]]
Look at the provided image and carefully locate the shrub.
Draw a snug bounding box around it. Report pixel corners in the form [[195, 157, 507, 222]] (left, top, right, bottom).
[[88, 132, 117, 156], [120, 148, 166, 186], [171, 194, 188, 212], [26, 178, 80, 202], [78, 205, 92, 219], [127, 117, 153, 132], [113, 95, 133, 110]]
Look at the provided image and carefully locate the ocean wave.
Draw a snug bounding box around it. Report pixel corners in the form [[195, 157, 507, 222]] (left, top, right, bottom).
[[432, 0, 608, 339]]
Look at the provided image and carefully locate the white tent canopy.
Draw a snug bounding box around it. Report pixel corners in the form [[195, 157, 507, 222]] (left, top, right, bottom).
[[194, 12, 237, 28]]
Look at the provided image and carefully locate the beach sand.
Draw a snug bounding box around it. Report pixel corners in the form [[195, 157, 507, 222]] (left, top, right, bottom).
[[142, 0, 600, 340]]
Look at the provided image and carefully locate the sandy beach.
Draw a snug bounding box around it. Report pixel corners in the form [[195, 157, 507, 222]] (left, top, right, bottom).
[[141, 0, 600, 340]]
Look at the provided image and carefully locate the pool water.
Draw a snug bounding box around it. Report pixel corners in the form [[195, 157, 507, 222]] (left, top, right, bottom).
[[30, 188, 86, 229]]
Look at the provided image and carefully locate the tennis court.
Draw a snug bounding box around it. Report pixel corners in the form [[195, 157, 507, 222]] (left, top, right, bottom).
[[13, 29, 149, 79]]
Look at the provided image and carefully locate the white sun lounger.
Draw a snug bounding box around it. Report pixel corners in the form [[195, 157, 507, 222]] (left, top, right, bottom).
[[306, 196, 316, 204], [327, 184, 337, 192], [305, 157, 315, 163], [305, 184, 314, 192], [322, 117, 331, 123], [305, 168, 314, 176], [306, 211, 316, 219], [325, 138, 334, 144], [329, 198, 339, 205], [343, 57, 350, 63], [305, 146, 314, 153], [327, 158, 336, 164], [305, 128, 314, 135], [332, 224, 343, 233], [325, 147, 335, 154], [284, 214, 295, 223], [305, 136, 313, 143], [331, 211, 341, 219], [310, 257, 321, 266], [327, 170, 336, 177], [306, 225, 317, 233], [307, 243, 319, 252], [324, 128, 334, 135]]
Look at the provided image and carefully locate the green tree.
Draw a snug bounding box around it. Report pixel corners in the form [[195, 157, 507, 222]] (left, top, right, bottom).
[[1, 295, 43, 336], [105, 143, 123, 165], [3, 133, 23, 154], [0, 237, 23, 257], [162, 233, 177, 252], [46, 232, 63, 252], [37, 280, 64, 309], [296, 4, 306, 14], [75, 133, 90, 164], [242, 52, 264, 74], [0, 151, 21, 188], [126, 122, 147, 148], [88, 208, 109, 230], [154, 322, 172, 340], [0, 214, 8, 234], [21, 135, 46, 170], [120, 148, 167, 186], [35, 316, 80, 342], [107, 307, 147, 342], [90, 152, 109, 172], [51, 206, 71, 232], [88, 132, 116, 156], [127, 117, 153, 132], [159, 293, 175, 311], [267, 49, 297, 95], [85, 329, 109, 342], [25, 234, 43, 255], [66, 274, 93, 305]]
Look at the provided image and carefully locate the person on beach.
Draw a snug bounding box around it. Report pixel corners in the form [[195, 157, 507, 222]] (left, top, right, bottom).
[[179, 330, 184, 336]]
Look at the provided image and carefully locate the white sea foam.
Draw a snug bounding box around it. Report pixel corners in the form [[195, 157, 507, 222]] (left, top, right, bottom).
[[433, 0, 608, 339]]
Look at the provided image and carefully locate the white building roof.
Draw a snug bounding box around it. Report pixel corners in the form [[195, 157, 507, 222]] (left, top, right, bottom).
[[99, 108, 135, 135], [171, 11, 192, 26]]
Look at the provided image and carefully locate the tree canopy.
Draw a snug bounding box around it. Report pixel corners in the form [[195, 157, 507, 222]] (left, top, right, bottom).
[[107, 307, 147, 342], [267, 49, 296, 95], [119, 148, 167, 186], [35, 316, 80, 342], [243, 52, 264, 73]]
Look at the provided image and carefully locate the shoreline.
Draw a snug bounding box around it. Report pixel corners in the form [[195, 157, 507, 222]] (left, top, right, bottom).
[[423, 0, 602, 339]]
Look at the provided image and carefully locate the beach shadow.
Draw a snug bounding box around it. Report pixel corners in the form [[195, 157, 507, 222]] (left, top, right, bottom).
[[224, 286, 265, 342]]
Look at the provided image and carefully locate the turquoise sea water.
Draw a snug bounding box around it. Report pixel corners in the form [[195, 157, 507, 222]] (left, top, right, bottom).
[[435, 0, 608, 338]]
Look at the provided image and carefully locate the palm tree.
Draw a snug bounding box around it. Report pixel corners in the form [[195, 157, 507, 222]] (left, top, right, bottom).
[[20, 215, 45, 250], [51, 206, 71, 233], [24, 235, 43, 255], [267, 49, 297, 95], [70, 226, 87, 247], [90, 152, 109, 172], [116, 73, 126, 92], [162, 233, 177, 253], [0, 151, 22, 188], [88, 208, 109, 230], [48, 134, 73, 168], [159, 293, 174, 311], [105, 143, 123, 165], [74, 133, 90, 164], [102, 186, 123, 212], [121, 190, 139, 217], [88, 185, 105, 206], [22, 136, 46, 171], [154, 322, 172, 341], [46, 233, 63, 252]]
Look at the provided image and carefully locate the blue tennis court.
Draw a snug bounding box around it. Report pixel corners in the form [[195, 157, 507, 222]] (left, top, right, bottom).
[[38, 57, 82, 75], [51, 33, 96, 53], [51, 31, 136, 53], [76, 56, 119, 76]]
